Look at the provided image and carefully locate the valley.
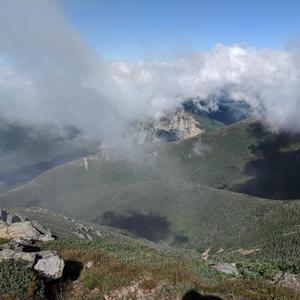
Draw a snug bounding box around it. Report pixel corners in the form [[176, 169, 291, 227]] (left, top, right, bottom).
[[1, 103, 300, 299]]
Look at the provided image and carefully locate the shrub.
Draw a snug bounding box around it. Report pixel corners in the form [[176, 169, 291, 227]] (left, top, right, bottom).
[[0, 260, 45, 298], [236, 260, 277, 280]]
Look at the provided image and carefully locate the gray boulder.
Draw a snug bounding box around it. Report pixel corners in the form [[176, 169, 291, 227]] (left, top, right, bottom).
[[0, 249, 15, 261], [32, 220, 53, 237], [34, 253, 65, 279], [0, 248, 36, 267], [212, 263, 239, 276], [0, 242, 65, 279], [0, 220, 54, 241], [0, 238, 33, 251], [274, 272, 300, 290], [0, 209, 8, 222]]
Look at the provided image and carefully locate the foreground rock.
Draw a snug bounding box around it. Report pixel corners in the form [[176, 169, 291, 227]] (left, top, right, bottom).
[[0, 221, 54, 241], [34, 250, 65, 279], [212, 263, 239, 276], [0, 242, 64, 279], [273, 272, 300, 290], [0, 209, 54, 241], [0, 209, 64, 280]]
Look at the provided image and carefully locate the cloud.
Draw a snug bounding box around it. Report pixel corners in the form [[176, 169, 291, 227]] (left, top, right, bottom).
[[0, 0, 300, 149], [191, 139, 210, 157]]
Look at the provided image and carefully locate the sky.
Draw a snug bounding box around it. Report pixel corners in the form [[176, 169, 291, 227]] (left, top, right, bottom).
[[60, 0, 300, 59], [0, 0, 300, 149]]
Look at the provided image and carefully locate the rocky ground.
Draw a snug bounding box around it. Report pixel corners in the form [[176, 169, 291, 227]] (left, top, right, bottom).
[[0, 209, 65, 298], [1, 208, 300, 299]]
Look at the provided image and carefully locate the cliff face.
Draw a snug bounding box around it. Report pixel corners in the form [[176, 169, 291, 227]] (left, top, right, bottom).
[[73, 110, 204, 166], [137, 109, 204, 143]]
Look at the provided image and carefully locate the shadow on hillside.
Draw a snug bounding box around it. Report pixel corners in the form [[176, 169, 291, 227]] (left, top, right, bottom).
[[62, 260, 83, 281], [182, 289, 223, 300], [45, 260, 83, 299], [94, 211, 171, 242], [232, 122, 300, 200]]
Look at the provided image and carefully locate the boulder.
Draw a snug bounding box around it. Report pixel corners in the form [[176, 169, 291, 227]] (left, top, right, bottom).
[[32, 220, 53, 237], [0, 249, 15, 261], [13, 252, 37, 267], [0, 238, 33, 251], [274, 272, 300, 290], [34, 253, 65, 279], [0, 221, 54, 241], [0, 221, 42, 240], [0, 209, 8, 222], [0, 248, 36, 267], [0, 210, 27, 224], [0, 242, 64, 279], [212, 263, 239, 276], [0, 209, 64, 281]]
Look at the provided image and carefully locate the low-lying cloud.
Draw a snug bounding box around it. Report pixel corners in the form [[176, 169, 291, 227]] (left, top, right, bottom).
[[0, 0, 300, 148]]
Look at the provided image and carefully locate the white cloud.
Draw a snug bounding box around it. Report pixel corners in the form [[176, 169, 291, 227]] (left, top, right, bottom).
[[0, 0, 300, 146]]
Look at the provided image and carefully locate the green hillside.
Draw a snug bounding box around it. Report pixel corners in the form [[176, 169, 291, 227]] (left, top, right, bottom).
[[159, 119, 300, 199], [1, 119, 300, 299], [1, 167, 300, 252], [1, 118, 300, 253]]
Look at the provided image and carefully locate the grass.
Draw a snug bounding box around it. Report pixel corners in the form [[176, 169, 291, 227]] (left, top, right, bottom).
[[188, 112, 224, 133], [39, 238, 300, 300]]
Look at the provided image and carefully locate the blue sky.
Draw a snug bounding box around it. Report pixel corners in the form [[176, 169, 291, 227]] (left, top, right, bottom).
[[33, 1, 300, 59]]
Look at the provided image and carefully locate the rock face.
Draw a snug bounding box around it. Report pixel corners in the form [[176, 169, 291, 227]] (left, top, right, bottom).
[[138, 109, 204, 143], [212, 263, 239, 276]]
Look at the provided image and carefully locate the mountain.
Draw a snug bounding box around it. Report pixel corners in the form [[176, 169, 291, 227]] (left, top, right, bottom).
[[137, 109, 205, 142], [136, 98, 250, 143], [1, 119, 300, 251], [1, 104, 300, 299]]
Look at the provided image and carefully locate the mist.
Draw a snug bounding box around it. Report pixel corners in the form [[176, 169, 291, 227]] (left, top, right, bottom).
[[0, 0, 300, 153]]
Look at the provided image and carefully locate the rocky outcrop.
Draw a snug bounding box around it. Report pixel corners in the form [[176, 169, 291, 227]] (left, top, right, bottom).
[[0, 240, 64, 280], [0, 221, 54, 243], [212, 263, 239, 276], [0, 221, 52, 241], [0, 209, 64, 280], [0, 209, 54, 241], [137, 109, 204, 143], [73, 223, 94, 240], [0, 209, 27, 224]]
